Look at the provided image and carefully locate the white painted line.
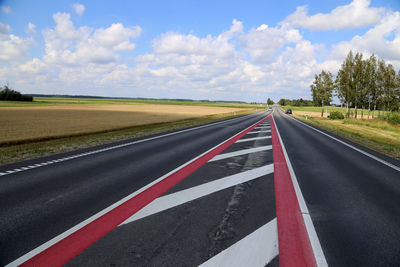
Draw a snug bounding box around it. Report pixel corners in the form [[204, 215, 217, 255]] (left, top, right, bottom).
[[199, 218, 278, 267], [255, 126, 270, 129], [289, 116, 400, 172], [0, 112, 268, 177], [246, 130, 271, 134], [209, 146, 272, 162], [0, 172, 6, 176], [5, 115, 269, 267], [272, 116, 328, 267], [6, 170, 14, 173], [235, 136, 271, 143], [121, 164, 274, 225]]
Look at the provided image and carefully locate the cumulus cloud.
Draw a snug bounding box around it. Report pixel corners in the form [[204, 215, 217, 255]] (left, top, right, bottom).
[[282, 0, 385, 30], [241, 24, 302, 63], [72, 3, 85, 16], [42, 12, 141, 65], [1, 6, 11, 14], [1, 2, 399, 101], [0, 22, 33, 62], [26, 22, 36, 34]]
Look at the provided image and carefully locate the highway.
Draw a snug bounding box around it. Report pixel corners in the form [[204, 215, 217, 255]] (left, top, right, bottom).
[[1, 106, 400, 266]]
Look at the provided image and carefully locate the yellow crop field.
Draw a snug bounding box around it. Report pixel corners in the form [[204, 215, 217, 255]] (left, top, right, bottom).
[[0, 104, 251, 145]]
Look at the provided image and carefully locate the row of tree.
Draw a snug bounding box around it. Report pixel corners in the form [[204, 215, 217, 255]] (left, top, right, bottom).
[[311, 51, 400, 118], [277, 98, 314, 107]]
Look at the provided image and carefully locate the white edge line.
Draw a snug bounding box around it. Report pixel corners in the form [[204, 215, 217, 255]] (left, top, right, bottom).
[[5, 114, 269, 267], [0, 112, 266, 177], [272, 114, 328, 267], [288, 115, 400, 173]]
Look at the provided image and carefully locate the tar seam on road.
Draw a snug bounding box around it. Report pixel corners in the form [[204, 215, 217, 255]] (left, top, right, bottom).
[[5, 114, 271, 267], [288, 115, 400, 172], [272, 113, 328, 267], [0, 112, 264, 177]]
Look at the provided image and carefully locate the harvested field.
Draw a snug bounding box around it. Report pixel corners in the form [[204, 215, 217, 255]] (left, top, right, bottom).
[[0, 104, 251, 145]]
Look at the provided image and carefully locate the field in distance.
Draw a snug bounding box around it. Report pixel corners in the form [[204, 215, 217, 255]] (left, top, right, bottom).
[[1, 97, 260, 146]]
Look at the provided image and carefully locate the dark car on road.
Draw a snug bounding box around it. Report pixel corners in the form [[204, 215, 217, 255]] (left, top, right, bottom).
[[285, 109, 292, 114]]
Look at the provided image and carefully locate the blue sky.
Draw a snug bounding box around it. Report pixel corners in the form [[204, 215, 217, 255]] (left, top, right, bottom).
[[0, 0, 399, 102]]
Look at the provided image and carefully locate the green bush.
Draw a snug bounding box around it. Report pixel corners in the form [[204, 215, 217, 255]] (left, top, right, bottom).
[[387, 112, 400, 125], [0, 85, 33, 101], [328, 111, 344, 120]]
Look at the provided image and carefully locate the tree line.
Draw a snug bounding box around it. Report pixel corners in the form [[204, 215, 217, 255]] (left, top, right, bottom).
[[0, 84, 33, 102], [311, 51, 400, 118], [277, 98, 314, 107]]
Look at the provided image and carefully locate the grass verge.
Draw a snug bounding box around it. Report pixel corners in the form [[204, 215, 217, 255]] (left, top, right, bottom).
[[0, 110, 256, 165], [293, 114, 400, 160]]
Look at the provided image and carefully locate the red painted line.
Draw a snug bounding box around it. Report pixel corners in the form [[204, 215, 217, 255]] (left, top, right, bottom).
[[270, 116, 317, 267], [20, 115, 270, 267]]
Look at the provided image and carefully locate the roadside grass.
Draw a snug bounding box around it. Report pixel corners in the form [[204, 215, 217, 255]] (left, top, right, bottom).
[[282, 105, 391, 119], [287, 109, 400, 160], [0, 109, 257, 165]]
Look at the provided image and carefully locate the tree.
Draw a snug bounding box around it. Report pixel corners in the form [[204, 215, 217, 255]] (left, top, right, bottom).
[[311, 70, 333, 117], [278, 98, 286, 106], [0, 83, 33, 101], [267, 98, 274, 105], [335, 51, 355, 118]]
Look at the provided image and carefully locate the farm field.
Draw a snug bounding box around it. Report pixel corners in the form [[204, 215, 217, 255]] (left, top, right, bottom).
[[0, 98, 260, 164], [1, 102, 256, 145], [281, 105, 400, 159]]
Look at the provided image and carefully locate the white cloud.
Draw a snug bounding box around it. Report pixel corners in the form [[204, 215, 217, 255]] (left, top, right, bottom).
[[1, 6, 11, 14], [1, 2, 399, 102], [0, 23, 33, 62], [42, 12, 141, 65], [241, 24, 302, 63], [26, 22, 36, 34], [329, 10, 400, 68], [0, 22, 11, 35], [282, 0, 386, 30], [72, 3, 85, 16]]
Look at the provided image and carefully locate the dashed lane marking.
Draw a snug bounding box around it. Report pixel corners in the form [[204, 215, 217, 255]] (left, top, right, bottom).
[[208, 145, 272, 162], [121, 164, 274, 225], [235, 136, 271, 143], [199, 218, 278, 267]]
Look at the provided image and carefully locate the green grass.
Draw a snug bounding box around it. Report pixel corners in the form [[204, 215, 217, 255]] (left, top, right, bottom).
[[292, 113, 400, 160], [1, 97, 262, 108], [281, 105, 391, 118], [0, 109, 257, 165]]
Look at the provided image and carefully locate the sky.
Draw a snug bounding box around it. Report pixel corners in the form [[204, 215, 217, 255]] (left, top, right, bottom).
[[0, 0, 400, 102]]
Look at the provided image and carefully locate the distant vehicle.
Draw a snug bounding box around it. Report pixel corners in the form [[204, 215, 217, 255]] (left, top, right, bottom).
[[285, 109, 292, 114], [268, 107, 272, 111]]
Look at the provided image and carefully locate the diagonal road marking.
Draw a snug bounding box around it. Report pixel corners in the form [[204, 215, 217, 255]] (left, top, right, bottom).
[[246, 130, 271, 134], [199, 218, 278, 267], [209, 145, 272, 162], [121, 164, 274, 225], [235, 136, 271, 143]]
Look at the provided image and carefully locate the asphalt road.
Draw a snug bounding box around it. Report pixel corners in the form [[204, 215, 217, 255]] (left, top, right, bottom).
[[0, 111, 272, 266], [2, 106, 400, 266], [274, 107, 400, 266]]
